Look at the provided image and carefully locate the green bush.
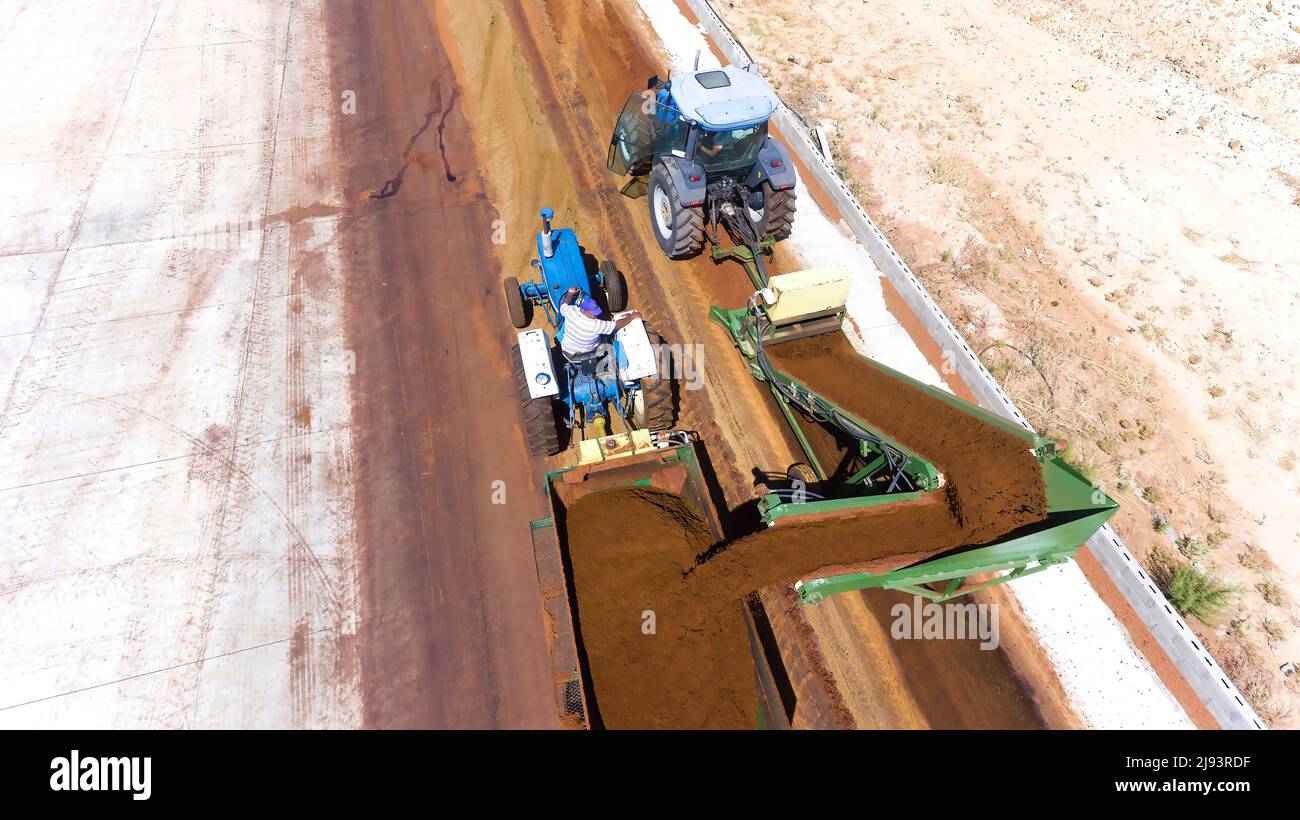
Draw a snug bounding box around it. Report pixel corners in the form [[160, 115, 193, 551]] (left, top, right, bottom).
[[1142, 486, 1164, 504], [1164, 566, 1235, 623]]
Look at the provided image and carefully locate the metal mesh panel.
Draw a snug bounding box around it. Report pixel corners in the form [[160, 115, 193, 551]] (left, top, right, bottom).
[[561, 675, 586, 723], [533, 519, 591, 728]]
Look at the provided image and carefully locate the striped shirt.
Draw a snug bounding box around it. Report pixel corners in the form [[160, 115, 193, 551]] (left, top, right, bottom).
[[560, 303, 617, 359]]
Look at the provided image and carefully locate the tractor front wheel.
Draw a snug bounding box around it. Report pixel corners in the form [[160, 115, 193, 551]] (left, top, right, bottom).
[[600, 259, 627, 313], [647, 163, 704, 259], [503, 276, 531, 329], [633, 325, 676, 430], [744, 181, 797, 242], [513, 343, 562, 456]]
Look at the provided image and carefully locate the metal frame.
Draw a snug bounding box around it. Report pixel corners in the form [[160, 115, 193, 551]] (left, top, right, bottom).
[[710, 240, 773, 290], [797, 553, 1075, 604], [518, 278, 558, 326], [710, 294, 1118, 606], [711, 302, 943, 497]]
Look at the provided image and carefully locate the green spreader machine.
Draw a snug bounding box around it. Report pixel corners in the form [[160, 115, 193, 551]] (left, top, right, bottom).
[[710, 265, 1119, 604]]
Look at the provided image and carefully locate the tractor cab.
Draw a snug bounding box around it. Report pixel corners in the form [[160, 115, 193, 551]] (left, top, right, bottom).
[[606, 63, 798, 266], [608, 65, 777, 176]]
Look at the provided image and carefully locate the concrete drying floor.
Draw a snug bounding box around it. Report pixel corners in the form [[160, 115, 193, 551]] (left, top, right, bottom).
[[0, 0, 360, 727]]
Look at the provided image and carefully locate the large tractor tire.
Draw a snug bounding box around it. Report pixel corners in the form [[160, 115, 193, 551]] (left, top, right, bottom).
[[744, 180, 797, 242], [503, 276, 531, 329], [647, 163, 704, 259], [512, 343, 562, 456], [786, 462, 818, 486], [632, 325, 676, 431], [599, 259, 627, 313]]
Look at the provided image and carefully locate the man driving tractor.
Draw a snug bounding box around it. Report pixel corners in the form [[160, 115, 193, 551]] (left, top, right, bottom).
[[559, 286, 641, 361]]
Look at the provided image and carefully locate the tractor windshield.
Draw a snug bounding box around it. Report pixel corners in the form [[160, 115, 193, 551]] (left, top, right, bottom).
[[693, 122, 768, 174]]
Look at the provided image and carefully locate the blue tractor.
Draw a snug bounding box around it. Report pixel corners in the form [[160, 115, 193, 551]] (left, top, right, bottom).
[[503, 209, 675, 456], [607, 60, 797, 276]]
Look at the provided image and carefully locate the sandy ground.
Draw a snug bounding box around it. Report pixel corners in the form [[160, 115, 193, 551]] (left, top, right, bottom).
[[722, 0, 1300, 723], [0, 0, 359, 727]]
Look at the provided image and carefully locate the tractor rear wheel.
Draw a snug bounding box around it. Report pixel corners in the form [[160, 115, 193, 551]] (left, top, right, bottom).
[[647, 163, 704, 259], [600, 259, 627, 312], [786, 462, 818, 486], [512, 343, 562, 456], [503, 276, 530, 329], [633, 325, 676, 430], [744, 181, 797, 242]]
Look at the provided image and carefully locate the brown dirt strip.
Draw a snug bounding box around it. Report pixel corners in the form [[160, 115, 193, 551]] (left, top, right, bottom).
[[322, 0, 556, 728]]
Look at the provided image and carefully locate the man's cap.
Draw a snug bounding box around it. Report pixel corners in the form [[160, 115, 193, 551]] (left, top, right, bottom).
[[579, 298, 601, 315]]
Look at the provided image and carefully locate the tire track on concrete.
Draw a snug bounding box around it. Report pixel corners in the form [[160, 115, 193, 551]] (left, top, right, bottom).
[[285, 210, 312, 728], [52, 387, 346, 615], [166, 5, 297, 729]]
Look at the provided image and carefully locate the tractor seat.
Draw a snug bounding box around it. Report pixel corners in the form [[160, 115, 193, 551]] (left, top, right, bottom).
[[563, 347, 607, 372]]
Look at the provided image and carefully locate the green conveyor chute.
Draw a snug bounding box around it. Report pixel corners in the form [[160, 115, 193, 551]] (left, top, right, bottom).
[[709, 271, 1117, 604]]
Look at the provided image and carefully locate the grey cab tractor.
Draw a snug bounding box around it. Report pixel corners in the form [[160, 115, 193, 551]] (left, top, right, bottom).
[[607, 59, 797, 281]]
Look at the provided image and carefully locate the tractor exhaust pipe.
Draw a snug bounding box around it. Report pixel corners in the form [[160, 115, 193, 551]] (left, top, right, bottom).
[[540, 208, 555, 258]]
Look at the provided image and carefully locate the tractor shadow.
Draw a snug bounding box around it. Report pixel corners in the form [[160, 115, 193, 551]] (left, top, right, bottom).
[[689, 438, 763, 541]]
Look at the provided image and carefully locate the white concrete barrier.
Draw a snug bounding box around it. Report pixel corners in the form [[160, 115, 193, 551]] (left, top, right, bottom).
[[682, 0, 1263, 730]]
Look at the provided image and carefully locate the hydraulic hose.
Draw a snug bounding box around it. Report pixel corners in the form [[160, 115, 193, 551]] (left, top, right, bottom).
[[716, 193, 769, 286]]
